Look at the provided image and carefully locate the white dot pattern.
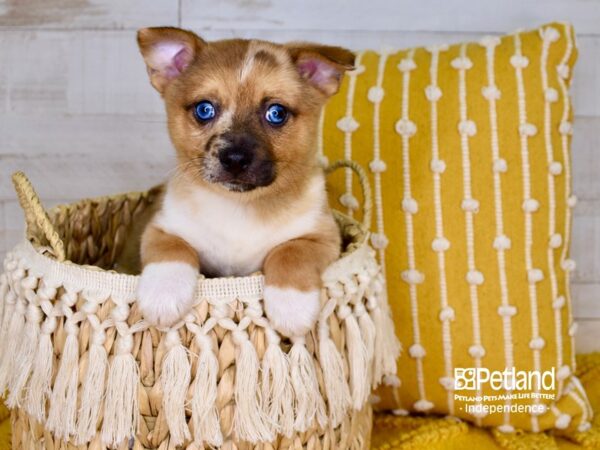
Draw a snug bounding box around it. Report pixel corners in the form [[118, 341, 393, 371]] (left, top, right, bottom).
[[320, 23, 590, 433]]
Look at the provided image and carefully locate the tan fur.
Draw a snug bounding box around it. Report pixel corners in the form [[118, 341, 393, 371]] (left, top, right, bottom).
[[264, 226, 341, 292], [141, 224, 199, 269], [135, 27, 353, 331]]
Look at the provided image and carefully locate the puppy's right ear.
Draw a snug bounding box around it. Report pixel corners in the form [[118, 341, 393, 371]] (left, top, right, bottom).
[[137, 27, 206, 93]]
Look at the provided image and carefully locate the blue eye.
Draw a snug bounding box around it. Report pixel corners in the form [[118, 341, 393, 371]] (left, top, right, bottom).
[[265, 104, 288, 126], [194, 101, 216, 122]]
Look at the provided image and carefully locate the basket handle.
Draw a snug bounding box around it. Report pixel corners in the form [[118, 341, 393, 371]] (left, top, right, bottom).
[[11, 172, 66, 261], [325, 160, 372, 230]]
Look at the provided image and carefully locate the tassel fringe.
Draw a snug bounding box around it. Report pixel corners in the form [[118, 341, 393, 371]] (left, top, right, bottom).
[[289, 337, 327, 432], [76, 330, 108, 444], [191, 333, 223, 447], [261, 329, 294, 437], [318, 326, 351, 427], [0, 292, 16, 366], [339, 305, 369, 409], [357, 303, 377, 366], [369, 276, 401, 387], [24, 318, 56, 422], [101, 335, 139, 448], [233, 330, 272, 443], [0, 233, 394, 446], [160, 331, 191, 446], [7, 304, 42, 407], [46, 322, 79, 440], [0, 298, 26, 393]]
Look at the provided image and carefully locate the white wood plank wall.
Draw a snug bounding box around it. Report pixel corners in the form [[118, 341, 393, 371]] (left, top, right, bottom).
[[0, 0, 599, 350]]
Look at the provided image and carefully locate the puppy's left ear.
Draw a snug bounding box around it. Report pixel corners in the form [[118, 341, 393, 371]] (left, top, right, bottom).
[[287, 43, 355, 97], [137, 26, 206, 94]]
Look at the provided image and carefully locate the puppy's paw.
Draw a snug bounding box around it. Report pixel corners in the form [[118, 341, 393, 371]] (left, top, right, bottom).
[[263, 286, 321, 337], [137, 261, 198, 328]]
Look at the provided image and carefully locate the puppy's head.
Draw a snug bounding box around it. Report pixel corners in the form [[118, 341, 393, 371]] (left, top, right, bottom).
[[137, 27, 354, 195]]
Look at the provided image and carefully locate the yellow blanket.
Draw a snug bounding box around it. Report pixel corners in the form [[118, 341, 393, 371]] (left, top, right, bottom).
[[0, 402, 10, 450], [372, 354, 600, 449]]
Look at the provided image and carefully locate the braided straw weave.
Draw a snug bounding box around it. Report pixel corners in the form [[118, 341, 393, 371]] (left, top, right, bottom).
[[0, 161, 400, 449]]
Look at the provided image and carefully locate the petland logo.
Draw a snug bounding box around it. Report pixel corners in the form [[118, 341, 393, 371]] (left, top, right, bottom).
[[454, 367, 555, 391]]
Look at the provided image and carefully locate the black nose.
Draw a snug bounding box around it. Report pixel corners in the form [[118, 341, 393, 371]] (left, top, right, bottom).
[[219, 147, 254, 175], [219, 132, 258, 175]]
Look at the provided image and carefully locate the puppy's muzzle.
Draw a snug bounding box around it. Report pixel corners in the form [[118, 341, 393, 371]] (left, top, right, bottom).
[[216, 132, 275, 191]]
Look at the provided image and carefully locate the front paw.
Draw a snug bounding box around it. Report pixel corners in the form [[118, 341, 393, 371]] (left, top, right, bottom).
[[137, 262, 198, 328], [263, 286, 321, 337]]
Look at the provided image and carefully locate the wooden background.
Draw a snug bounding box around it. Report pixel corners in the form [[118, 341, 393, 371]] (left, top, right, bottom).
[[0, 0, 598, 350]]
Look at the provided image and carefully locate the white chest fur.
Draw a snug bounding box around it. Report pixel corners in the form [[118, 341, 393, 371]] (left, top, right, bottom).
[[155, 176, 326, 276]]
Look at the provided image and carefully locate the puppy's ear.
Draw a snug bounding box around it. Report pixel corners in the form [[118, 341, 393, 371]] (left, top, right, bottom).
[[287, 43, 355, 97], [137, 27, 206, 93]]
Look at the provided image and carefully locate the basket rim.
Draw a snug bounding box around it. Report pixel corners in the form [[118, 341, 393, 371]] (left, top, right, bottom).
[[9, 225, 373, 303]]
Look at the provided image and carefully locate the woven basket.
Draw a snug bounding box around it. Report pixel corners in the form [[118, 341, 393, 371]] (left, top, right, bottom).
[[0, 161, 399, 449]]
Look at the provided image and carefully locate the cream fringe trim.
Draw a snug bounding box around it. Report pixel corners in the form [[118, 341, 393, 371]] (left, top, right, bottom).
[[0, 239, 400, 446]]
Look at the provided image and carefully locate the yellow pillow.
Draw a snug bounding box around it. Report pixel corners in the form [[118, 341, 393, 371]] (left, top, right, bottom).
[[322, 23, 594, 437]]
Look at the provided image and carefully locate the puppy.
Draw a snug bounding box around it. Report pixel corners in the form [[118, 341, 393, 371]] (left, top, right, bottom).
[[135, 27, 354, 337]]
